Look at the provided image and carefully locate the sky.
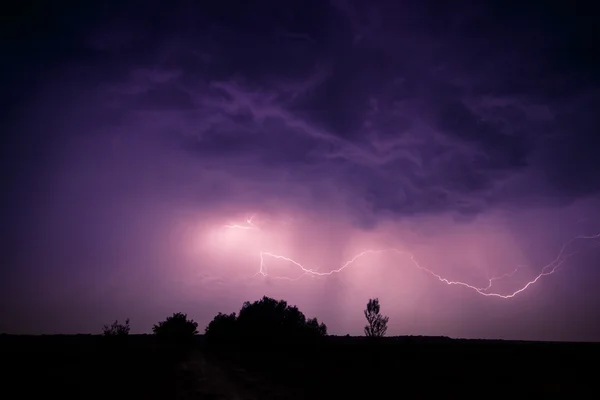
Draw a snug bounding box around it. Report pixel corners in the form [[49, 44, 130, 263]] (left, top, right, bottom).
[[2, 0, 600, 341]]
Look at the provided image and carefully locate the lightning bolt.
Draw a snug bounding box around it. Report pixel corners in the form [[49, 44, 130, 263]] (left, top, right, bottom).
[[223, 214, 257, 230], [222, 217, 600, 299]]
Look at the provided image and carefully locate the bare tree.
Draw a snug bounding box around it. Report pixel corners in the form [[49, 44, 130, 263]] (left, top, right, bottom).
[[364, 298, 389, 337]]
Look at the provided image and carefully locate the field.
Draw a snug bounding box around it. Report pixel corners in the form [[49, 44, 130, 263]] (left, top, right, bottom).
[[1, 334, 598, 398]]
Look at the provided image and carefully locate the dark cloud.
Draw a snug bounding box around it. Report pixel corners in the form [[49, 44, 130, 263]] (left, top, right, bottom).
[[538, 93, 600, 197], [132, 86, 195, 110], [4, 1, 591, 223], [433, 98, 533, 170]]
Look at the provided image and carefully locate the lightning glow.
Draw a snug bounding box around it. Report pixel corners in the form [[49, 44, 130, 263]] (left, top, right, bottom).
[[220, 215, 600, 299]]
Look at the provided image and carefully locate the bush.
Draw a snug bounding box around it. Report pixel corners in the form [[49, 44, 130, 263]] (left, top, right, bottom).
[[152, 312, 198, 348], [205, 296, 327, 346], [102, 318, 130, 337], [204, 312, 237, 343]]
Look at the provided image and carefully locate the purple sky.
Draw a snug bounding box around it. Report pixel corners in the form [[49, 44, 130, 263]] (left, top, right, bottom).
[[2, 1, 600, 341]]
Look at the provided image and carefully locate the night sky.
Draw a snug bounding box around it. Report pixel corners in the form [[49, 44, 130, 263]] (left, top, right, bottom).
[[2, 0, 600, 341]]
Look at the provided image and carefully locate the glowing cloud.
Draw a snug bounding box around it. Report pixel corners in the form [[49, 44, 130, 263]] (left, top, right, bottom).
[[217, 214, 600, 299]]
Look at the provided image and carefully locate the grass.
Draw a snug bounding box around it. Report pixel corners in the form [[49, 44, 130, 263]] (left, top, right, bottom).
[[2, 334, 598, 398]]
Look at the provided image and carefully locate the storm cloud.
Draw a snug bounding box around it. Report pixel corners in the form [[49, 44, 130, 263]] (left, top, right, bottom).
[[2, 0, 599, 341]]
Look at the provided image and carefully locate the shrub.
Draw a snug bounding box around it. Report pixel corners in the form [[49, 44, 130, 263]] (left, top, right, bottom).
[[205, 296, 327, 346], [204, 312, 237, 343], [102, 318, 130, 337], [152, 312, 198, 348]]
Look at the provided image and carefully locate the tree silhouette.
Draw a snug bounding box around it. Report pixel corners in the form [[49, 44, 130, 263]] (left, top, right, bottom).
[[102, 318, 130, 337], [204, 312, 237, 343], [152, 312, 198, 345], [364, 298, 389, 337], [205, 296, 327, 345], [237, 296, 327, 339], [306, 317, 328, 337]]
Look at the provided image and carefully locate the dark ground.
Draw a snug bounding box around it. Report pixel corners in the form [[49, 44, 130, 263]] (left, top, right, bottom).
[[1, 334, 598, 399]]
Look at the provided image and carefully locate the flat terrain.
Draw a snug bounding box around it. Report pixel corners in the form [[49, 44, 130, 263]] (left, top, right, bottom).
[[1, 334, 598, 398]]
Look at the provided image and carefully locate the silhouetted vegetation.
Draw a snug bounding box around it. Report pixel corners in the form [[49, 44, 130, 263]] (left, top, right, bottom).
[[1, 334, 207, 399], [152, 312, 198, 348], [3, 296, 598, 398], [102, 318, 130, 337], [204, 312, 237, 343], [364, 298, 389, 337], [3, 334, 598, 398], [205, 296, 327, 346]]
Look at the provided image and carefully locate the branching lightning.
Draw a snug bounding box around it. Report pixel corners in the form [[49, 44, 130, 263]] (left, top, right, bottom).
[[223, 214, 257, 230], [222, 215, 600, 299]]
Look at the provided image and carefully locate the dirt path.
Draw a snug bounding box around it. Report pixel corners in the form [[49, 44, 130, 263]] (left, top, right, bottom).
[[178, 351, 294, 400], [172, 351, 243, 399]]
